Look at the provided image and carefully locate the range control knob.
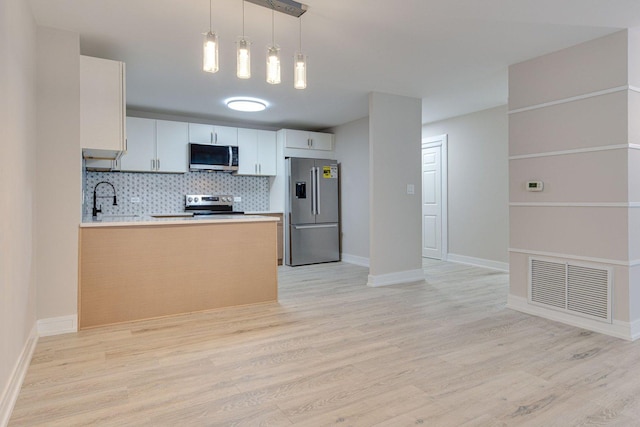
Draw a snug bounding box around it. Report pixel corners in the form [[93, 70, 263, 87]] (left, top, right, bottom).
[[187, 197, 193, 203], [194, 197, 199, 203]]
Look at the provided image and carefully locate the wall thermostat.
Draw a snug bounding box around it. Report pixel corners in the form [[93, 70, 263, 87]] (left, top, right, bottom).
[[526, 180, 544, 192]]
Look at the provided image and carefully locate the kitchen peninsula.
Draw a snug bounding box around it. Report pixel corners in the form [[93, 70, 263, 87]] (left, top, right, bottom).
[[79, 215, 278, 329]]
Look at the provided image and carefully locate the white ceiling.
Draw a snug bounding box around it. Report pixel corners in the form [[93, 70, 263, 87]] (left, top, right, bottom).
[[28, 0, 640, 130]]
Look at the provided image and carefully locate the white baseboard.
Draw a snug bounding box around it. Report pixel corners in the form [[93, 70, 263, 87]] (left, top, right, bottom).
[[507, 294, 635, 341], [367, 269, 425, 287], [341, 253, 370, 267], [37, 315, 77, 337], [631, 319, 640, 341], [447, 253, 509, 272], [0, 324, 38, 427]]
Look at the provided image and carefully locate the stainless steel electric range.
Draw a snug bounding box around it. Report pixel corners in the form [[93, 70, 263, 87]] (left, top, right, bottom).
[[184, 195, 244, 216]]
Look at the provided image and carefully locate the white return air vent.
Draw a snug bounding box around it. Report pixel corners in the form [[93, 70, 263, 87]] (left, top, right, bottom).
[[529, 258, 612, 323]]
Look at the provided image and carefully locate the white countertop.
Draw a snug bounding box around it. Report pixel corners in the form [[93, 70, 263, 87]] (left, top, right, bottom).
[[81, 213, 279, 228], [245, 211, 283, 215]]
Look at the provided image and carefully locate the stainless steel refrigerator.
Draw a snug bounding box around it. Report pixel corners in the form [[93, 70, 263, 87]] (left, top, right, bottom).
[[285, 157, 340, 266]]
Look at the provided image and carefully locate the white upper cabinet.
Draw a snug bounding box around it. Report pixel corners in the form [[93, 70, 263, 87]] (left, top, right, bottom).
[[188, 123, 238, 146], [80, 55, 126, 160], [237, 129, 277, 176], [118, 117, 188, 173], [280, 129, 333, 151], [257, 130, 277, 176], [156, 120, 189, 173], [119, 117, 155, 172]]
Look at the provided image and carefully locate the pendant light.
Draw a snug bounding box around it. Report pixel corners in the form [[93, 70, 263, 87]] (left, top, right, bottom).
[[294, 15, 307, 89], [266, 8, 281, 84], [203, 0, 219, 73], [236, 0, 251, 79]]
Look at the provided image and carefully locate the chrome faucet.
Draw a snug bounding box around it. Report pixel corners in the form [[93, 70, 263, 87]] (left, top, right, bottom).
[[92, 181, 117, 217]]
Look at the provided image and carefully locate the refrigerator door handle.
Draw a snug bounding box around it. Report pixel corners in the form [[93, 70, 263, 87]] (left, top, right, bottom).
[[293, 224, 338, 230], [316, 166, 321, 215], [310, 167, 316, 215]]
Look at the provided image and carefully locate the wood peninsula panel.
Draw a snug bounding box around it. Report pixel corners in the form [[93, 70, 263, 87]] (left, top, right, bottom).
[[246, 213, 283, 265], [79, 221, 277, 328]]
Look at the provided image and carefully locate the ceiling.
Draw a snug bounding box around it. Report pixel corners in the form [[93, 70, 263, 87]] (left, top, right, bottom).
[[28, 0, 640, 130]]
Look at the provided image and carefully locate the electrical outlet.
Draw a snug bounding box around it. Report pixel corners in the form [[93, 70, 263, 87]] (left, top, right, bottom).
[[234, 196, 242, 202], [131, 197, 141, 203]]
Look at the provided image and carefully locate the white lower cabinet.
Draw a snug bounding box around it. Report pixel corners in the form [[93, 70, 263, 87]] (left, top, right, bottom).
[[119, 117, 188, 173], [237, 129, 277, 176]]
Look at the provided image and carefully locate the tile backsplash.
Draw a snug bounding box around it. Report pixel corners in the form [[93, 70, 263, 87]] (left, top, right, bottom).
[[84, 171, 270, 216]]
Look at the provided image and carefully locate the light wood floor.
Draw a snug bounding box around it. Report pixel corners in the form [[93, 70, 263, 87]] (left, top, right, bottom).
[[9, 259, 640, 426]]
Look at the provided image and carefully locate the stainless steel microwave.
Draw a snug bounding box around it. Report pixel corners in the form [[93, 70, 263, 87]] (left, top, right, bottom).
[[189, 143, 239, 172]]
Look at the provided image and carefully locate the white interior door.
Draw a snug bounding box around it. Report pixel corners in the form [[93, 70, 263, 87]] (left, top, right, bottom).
[[422, 145, 442, 259]]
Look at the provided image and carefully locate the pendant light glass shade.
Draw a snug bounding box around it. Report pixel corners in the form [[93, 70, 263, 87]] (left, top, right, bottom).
[[203, 31, 219, 73], [294, 52, 306, 89], [266, 45, 281, 84], [236, 0, 250, 79], [266, 8, 280, 84], [294, 15, 306, 89], [237, 38, 251, 79]]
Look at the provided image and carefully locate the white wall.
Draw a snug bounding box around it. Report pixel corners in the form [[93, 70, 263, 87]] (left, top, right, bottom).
[[368, 93, 423, 285], [508, 30, 639, 339], [35, 28, 81, 323], [422, 106, 509, 266], [0, 0, 38, 422], [331, 117, 370, 265]]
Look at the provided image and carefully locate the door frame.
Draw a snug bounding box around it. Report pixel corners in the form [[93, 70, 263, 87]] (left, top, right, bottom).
[[421, 134, 448, 261]]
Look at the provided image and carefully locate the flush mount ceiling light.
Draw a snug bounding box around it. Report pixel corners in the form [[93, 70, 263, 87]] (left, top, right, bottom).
[[226, 97, 268, 112]]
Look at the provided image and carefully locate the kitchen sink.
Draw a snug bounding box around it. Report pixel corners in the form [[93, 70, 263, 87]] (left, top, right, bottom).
[[99, 214, 141, 219]]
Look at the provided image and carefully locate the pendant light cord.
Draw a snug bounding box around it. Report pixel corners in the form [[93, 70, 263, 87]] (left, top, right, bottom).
[[242, 0, 245, 37], [209, 0, 212, 31], [271, 8, 275, 46], [299, 15, 302, 50]]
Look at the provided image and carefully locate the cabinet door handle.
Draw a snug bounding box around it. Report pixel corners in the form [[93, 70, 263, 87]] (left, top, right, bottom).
[[214, 131, 218, 144], [210, 131, 213, 144], [157, 158, 160, 170], [151, 159, 155, 170], [255, 164, 257, 174], [258, 163, 261, 174]]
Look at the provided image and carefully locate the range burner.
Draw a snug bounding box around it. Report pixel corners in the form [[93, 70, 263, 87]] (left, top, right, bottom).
[[185, 194, 243, 215]]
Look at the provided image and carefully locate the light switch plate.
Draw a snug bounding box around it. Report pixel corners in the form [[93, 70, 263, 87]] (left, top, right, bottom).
[[234, 196, 242, 202], [131, 197, 141, 203], [407, 184, 415, 195]]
